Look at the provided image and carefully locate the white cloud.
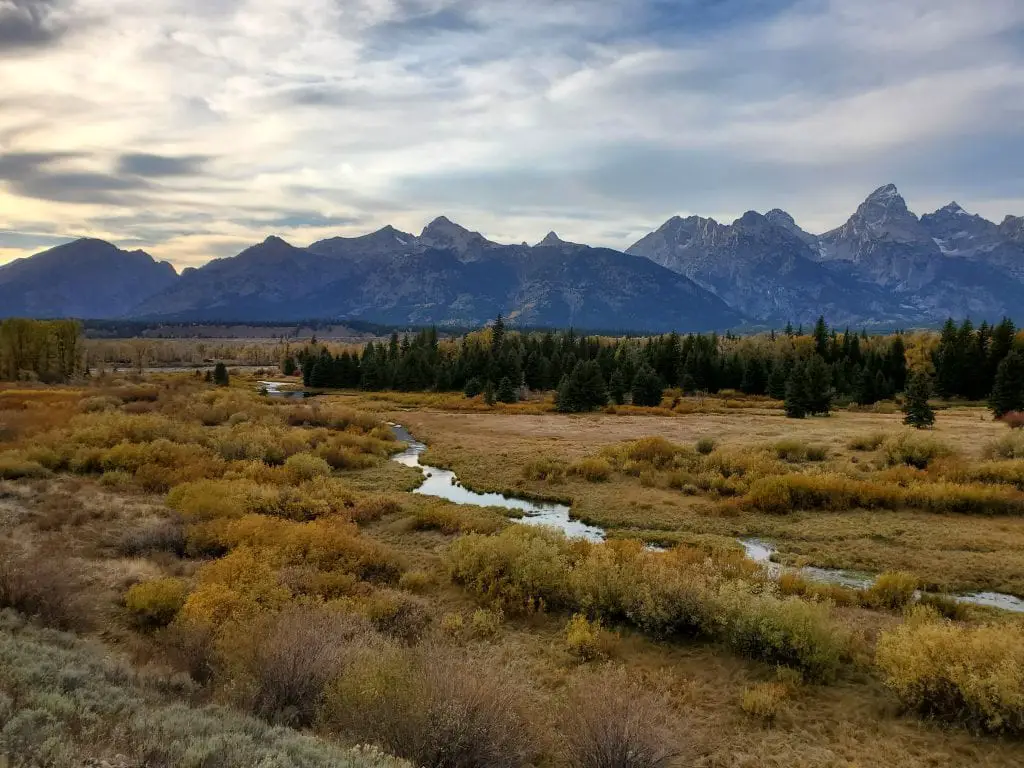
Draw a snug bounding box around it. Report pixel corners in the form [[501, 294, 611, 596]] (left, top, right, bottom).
[[0, 0, 1022, 266]]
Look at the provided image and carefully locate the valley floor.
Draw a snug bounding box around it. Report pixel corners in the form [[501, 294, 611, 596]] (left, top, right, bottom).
[[2, 379, 1024, 766]]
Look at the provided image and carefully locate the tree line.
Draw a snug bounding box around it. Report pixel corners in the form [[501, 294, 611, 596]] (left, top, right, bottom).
[[0, 319, 83, 383]]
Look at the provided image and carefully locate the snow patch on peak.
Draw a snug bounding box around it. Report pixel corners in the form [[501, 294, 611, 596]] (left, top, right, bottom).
[[866, 183, 901, 203]]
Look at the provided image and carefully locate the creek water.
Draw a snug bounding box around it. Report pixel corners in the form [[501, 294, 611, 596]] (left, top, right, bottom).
[[740, 538, 1024, 613], [259, 388, 1024, 614], [388, 425, 605, 542]]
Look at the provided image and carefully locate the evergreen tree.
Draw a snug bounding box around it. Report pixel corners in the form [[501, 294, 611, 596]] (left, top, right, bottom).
[[496, 376, 518, 403], [990, 351, 1024, 418], [903, 373, 936, 428], [212, 362, 229, 387], [608, 368, 628, 405], [282, 356, 297, 376], [784, 362, 809, 418], [805, 355, 833, 415], [483, 380, 496, 406], [464, 376, 484, 398], [854, 366, 878, 406], [631, 365, 664, 407], [812, 316, 829, 359], [556, 361, 607, 413], [309, 357, 330, 388], [767, 360, 788, 400]]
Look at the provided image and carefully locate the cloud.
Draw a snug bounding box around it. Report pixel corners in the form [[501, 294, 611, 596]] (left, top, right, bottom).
[[0, 0, 65, 52], [0, 0, 1022, 266], [116, 153, 209, 178]]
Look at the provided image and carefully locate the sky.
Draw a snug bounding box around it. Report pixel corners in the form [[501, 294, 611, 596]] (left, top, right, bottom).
[[1, 0, 1023, 270]]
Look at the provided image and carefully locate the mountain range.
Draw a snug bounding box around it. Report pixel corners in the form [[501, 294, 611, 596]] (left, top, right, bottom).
[[2, 185, 1022, 331]]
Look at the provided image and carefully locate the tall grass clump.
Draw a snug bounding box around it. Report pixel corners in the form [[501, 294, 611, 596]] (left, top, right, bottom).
[[983, 431, 1024, 460], [848, 432, 887, 451], [569, 457, 613, 482], [876, 608, 1024, 734], [864, 571, 918, 610], [883, 432, 954, 469]]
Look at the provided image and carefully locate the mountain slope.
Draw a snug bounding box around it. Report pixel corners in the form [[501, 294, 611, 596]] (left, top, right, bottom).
[[136, 232, 741, 331], [0, 239, 177, 319], [626, 210, 895, 326]]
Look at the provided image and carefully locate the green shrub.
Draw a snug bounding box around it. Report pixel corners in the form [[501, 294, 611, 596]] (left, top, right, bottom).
[[125, 578, 189, 628], [0, 453, 50, 480], [883, 432, 953, 469], [876, 608, 1024, 734], [695, 437, 717, 455], [983, 431, 1024, 460], [284, 452, 333, 483], [717, 583, 848, 682]]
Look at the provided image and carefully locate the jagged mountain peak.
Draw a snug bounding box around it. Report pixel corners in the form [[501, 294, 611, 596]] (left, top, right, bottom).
[[939, 201, 967, 215], [865, 183, 903, 205], [537, 231, 565, 247], [765, 209, 796, 226]]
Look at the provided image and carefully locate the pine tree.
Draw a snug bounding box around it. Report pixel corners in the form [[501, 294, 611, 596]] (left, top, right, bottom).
[[282, 356, 297, 376], [464, 376, 484, 398], [812, 316, 829, 359], [854, 366, 877, 406], [784, 362, 809, 418], [804, 355, 833, 415], [903, 373, 936, 428], [212, 362, 229, 387], [631, 365, 664, 407], [309, 357, 330, 388], [608, 368, 628, 405], [496, 376, 518, 403], [483, 380, 496, 406], [556, 361, 607, 413], [767, 360, 788, 400], [990, 351, 1024, 418]]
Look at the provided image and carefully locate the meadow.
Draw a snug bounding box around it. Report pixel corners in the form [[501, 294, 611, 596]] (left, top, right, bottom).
[[2, 372, 1024, 767]]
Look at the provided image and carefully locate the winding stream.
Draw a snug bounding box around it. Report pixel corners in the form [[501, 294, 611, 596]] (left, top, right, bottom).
[[260, 387, 1024, 614], [389, 425, 605, 541]]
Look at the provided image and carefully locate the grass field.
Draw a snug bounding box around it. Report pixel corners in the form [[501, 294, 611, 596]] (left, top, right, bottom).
[[2, 376, 1024, 767]]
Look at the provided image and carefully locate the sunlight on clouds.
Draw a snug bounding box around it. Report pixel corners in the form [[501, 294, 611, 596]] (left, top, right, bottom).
[[0, 0, 1022, 267]]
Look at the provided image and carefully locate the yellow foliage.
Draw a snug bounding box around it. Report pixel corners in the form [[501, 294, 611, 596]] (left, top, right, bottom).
[[124, 578, 189, 627], [876, 610, 1024, 734]]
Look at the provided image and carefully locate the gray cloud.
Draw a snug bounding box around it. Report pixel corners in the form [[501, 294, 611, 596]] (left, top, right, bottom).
[[0, 0, 65, 52], [0, 151, 150, 205], [116, 153, 210, 178]]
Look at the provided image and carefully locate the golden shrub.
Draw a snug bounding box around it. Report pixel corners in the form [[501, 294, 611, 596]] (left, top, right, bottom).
[[564, 613, 608, 661], [741, 681, 790, 722], [865, 571, 918, 610], [470, 607, 503, 640], [124, 577, 189, 627], [876, 609, 1024, 734], [883, 432, 954, 469], [568, 457, 613, 482], [283, 452, 333, 482]]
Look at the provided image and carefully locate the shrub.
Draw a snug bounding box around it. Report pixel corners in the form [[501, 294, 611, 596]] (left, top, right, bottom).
[[741, 681, 791, 722], [695, 437, 716, 455], [565, 613, 608, 661], [79, 394, 122, 412], [284, 452, 333, 483], [848, 432, 887, 451], [876, 608, 1024, 734], [125, 578, 189, 628], [882, 432, 953, 469], [865, 571, 918, 610], [359, 589, 431, 643], [0, 546, 87, 631], [0, 453, 49, 480], [247, 606, 371, 727], [1001, 412, 1024, 430], [569, 457, 613, 482], [561, 669, 678, 768], [447, 527, 573, 612], [398, 570, 432, 593], [773, 439, 809, 462], [522, 456, 566, 483], [717, 583, 848, 683], [805, 445, 828, 462], [324, 649, 536, 768], [409, 503, 505, 535], [983, 431, 1024, 460], [470, 607, 503, 640], [746, 476, 794, 514]]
